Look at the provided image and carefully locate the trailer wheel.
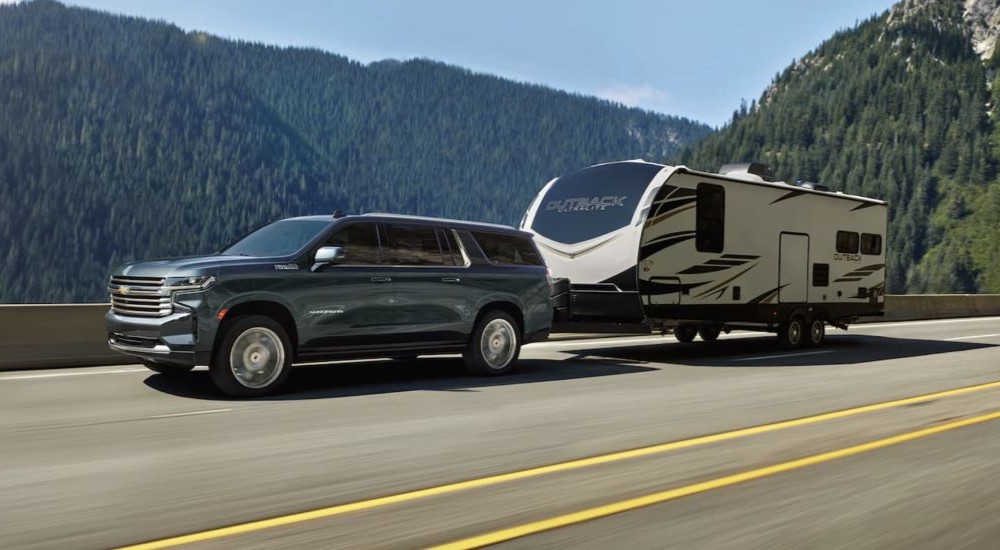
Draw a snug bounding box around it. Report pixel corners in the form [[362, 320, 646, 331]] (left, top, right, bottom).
[[674, 326, 698, 343], [698, 325, 722, 342], [778, 316, 806, 349], [806, 317, 826, 347]]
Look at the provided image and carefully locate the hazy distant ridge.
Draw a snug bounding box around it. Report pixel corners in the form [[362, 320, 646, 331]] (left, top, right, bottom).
[[0, 1, 710, 303]]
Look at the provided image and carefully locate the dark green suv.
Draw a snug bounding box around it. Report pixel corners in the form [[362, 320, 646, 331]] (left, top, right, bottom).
[[106, 213, 552, 396]]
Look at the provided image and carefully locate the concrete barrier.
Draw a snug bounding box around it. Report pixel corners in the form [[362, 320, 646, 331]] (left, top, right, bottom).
[[873, 295, 1000, 322], [1, 296, 998, 371], [0, 304, 132, 370]]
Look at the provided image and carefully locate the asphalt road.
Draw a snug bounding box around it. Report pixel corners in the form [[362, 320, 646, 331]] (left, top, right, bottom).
[[1, 317, 999, 549]]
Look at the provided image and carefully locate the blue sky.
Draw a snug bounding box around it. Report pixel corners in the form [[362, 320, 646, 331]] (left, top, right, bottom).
[[65, 0, 897, 127]]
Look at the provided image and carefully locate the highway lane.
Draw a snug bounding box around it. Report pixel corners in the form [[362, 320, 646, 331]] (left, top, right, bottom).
[[0, 317, 997, 548]]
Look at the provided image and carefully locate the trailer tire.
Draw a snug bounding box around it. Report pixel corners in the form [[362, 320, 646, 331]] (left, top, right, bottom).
[[778, 316, 806, 349], [698, 325, 722, 342], [674, 326, 698, 343], [806, 317, 826, 347]]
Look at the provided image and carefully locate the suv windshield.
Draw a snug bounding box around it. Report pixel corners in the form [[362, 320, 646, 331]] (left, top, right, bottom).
[[222, 219, 332, 257]]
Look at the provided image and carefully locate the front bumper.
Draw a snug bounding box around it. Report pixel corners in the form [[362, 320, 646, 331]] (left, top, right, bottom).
[[106, 309, 206, 366]]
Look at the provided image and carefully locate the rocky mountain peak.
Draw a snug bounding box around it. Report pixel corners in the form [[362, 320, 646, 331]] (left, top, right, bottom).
[[962, 0, 1000, 58], [888, 0, 1000, 59]]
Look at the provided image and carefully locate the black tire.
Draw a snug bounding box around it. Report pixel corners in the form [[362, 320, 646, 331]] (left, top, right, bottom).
[[698, 325, 722, 342], [806, 317, 826, 348], [778, 315, 807, 349], [674, 325, 698, 343], [464, 310, 521, 376], [211, 315, 293, 397], [142, 361, 194, 376]]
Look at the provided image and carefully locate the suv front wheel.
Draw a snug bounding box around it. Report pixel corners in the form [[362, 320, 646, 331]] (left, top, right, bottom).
[[464, 310, 521, 375], [211, 315, 292, 397]]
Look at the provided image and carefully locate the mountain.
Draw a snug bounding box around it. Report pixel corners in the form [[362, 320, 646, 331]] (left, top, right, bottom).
[[676, 0, 1000, 294], [0, 1, 711, 303]]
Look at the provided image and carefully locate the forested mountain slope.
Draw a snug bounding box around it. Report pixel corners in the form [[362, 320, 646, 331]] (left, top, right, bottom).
[[677, 0, 1000, 293], [0, 1, 710, 302]]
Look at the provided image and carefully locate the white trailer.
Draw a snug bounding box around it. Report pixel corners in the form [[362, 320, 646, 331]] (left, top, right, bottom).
[[521, 160, 887, 347]]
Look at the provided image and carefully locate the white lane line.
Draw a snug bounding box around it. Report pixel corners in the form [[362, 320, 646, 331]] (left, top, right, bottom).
[[0, 368, 147, 381], [945, 333, 1000, 341], [857, 317, 1000, 329], [730, 350, 834, 362], [536, 336, 670, 348], [147, 409, 232, 419], [536, 332, 764, 349]]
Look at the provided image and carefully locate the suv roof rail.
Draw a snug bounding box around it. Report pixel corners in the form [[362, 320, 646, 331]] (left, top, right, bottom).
[[360, 212, 516, 231]]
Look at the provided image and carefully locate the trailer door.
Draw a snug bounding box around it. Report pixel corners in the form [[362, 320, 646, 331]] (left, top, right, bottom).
[[778, 233, 808, 303]]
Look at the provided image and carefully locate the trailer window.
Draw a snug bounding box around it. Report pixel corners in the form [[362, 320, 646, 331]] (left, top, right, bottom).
[[812, 263, 829, 287], [530, 162, 661, 244], [472, 232, 543, 266], [836, 231, 859, 254], [696, 183, 725, 253], [860, 233, 882, 255]]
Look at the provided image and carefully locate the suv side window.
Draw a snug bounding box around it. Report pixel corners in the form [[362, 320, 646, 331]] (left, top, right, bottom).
[[437, 228, 464, 266], [383, 224, 446, 265], [472, 232, 543, 266], [324, 222, 381, 265]]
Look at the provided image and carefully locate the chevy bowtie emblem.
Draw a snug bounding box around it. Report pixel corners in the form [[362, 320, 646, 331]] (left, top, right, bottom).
[[119, 286, 130, 295]]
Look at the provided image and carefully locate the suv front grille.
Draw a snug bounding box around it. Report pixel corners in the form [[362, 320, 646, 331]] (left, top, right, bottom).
[[109, 276, 171, 317]]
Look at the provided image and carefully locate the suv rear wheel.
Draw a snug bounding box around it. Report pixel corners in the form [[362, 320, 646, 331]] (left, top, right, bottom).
[[464, 310, 521, 375], [211, 315, 292, 397]]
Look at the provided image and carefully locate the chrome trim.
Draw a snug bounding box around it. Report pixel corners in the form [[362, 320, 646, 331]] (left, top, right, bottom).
[[536, 234, 621, 259], [109, 275, 214, 317], [109, 339, 172, 355], [109, 276, 165, 285], [570, 283, 625, 293], [450, 229, 472, 268]]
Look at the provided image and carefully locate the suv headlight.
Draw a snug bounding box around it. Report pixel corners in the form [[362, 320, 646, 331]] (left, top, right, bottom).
[[165, 275, 216, 293]]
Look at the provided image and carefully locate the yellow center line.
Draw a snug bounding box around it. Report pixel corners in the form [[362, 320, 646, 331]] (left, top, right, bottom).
[[117, 379, 1000, 549], [432, 409, 1000, 549]]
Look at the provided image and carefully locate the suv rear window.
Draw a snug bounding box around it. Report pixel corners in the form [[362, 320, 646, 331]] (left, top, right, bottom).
[[383, 224, 446, 265], [472, 232, 543, 266]]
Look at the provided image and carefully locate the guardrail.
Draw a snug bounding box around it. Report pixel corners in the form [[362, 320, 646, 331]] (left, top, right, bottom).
[[1, 295, 998, 371]]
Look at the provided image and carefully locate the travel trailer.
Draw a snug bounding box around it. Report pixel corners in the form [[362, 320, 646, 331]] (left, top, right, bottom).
[[521, 160, 887, 348]]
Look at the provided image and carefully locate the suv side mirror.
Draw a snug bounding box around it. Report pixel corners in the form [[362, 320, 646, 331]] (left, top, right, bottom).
[[312, 246, 343, 271]]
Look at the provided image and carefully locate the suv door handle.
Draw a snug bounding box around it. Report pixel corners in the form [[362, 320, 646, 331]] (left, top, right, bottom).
[[370, 276, 392, 283], [441, 277, 462, 283]]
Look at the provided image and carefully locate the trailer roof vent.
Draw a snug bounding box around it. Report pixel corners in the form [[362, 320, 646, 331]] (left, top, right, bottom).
[[795, 181, 830, 192], [718, 162, 773, 182]]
